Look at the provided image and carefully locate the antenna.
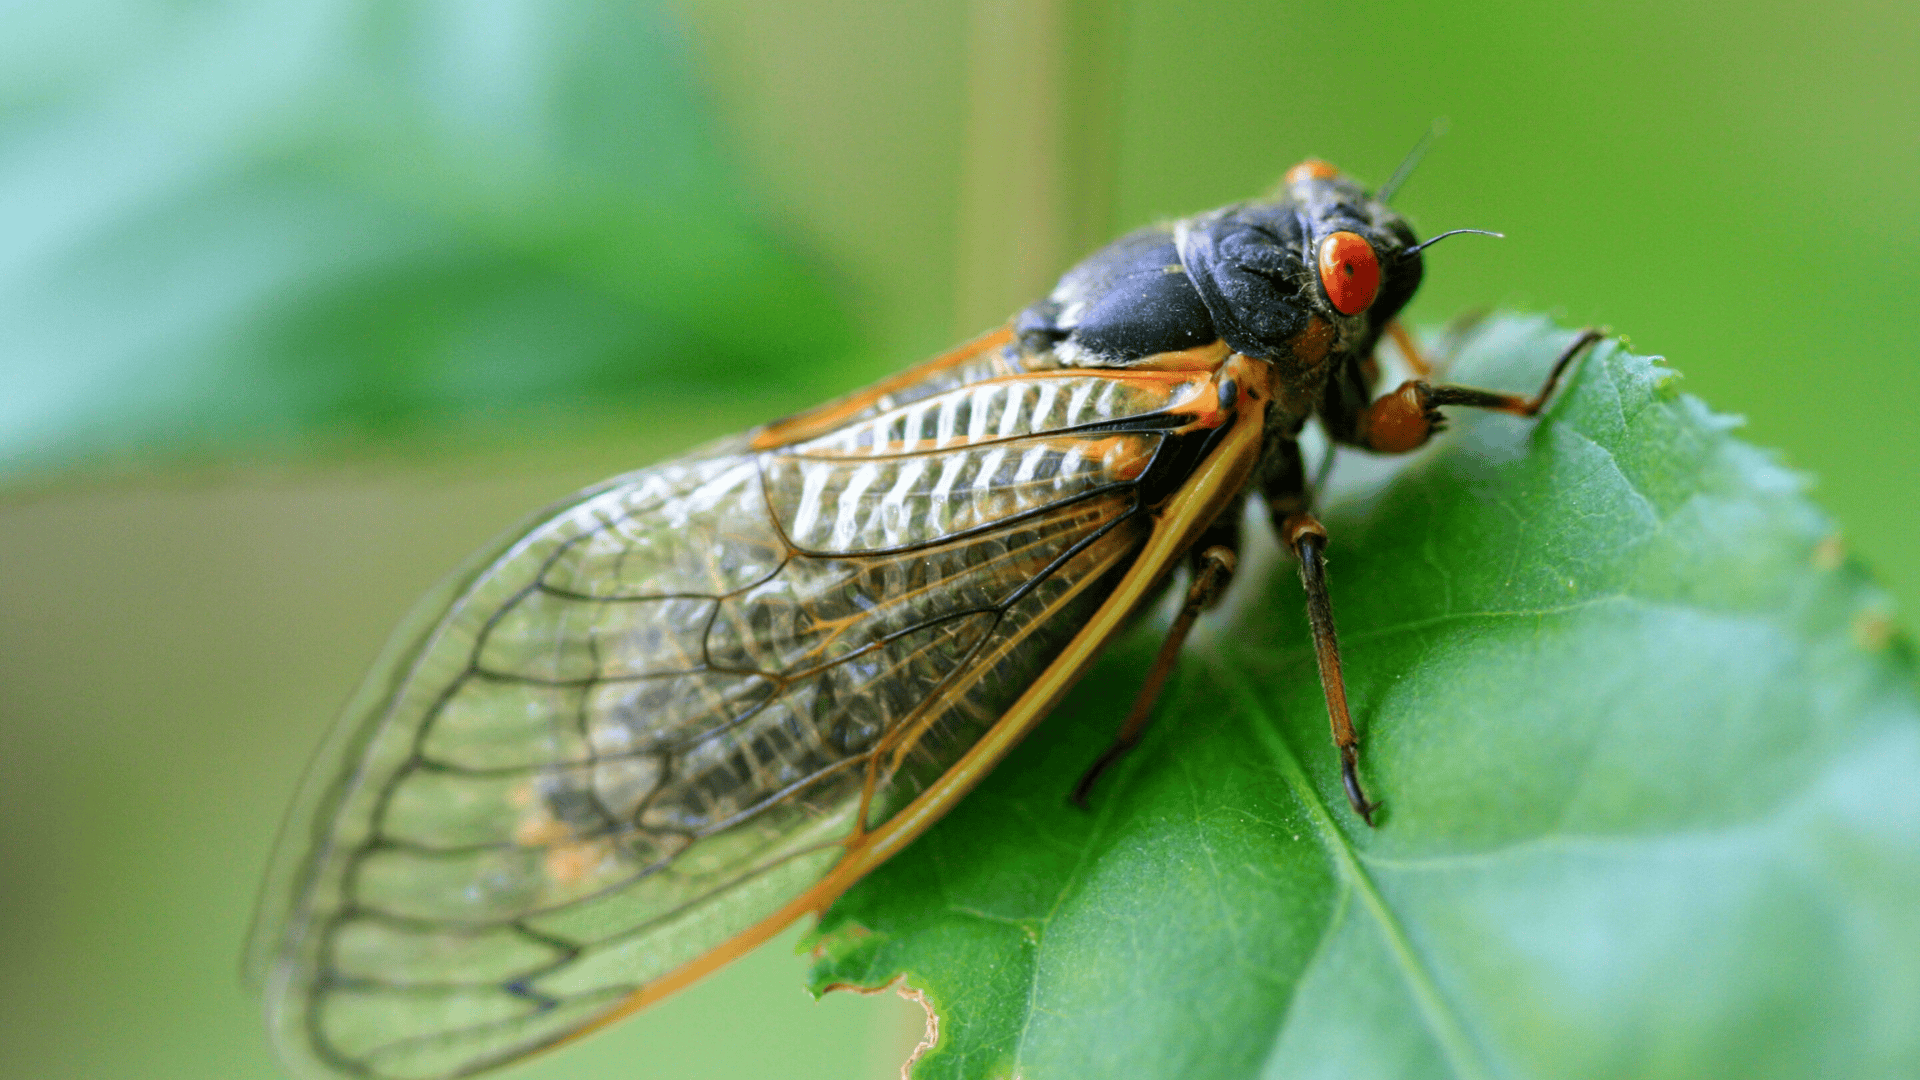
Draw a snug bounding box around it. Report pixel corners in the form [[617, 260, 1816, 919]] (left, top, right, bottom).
[[1404, 228, 1504, 255], [1377, 118, 1449, 203]]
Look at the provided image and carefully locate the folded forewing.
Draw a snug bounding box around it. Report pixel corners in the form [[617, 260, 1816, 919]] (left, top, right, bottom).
[[256, 363, 1222, 1079]]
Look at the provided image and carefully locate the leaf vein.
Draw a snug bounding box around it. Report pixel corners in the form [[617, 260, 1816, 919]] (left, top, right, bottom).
[[1227, 665, 1498, 1080]]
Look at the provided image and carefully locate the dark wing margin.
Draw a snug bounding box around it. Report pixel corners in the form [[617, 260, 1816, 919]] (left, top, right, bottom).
[[251, 353, 1269, 1080]]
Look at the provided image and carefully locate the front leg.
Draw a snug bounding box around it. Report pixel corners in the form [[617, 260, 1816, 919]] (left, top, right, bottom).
[[1350, 328, 1604, 453]]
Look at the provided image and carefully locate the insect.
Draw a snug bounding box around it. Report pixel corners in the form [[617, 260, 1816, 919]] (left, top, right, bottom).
[[250, 153, 1601, 1079]]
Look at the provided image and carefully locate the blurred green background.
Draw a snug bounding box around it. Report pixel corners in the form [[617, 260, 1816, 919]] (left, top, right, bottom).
[[0, 1, 1913, 1078]]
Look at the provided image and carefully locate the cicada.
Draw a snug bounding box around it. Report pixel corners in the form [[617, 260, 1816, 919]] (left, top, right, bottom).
[[250, 158, 1600, 1079]]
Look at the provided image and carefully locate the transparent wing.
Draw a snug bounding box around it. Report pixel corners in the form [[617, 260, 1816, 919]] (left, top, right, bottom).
[[254, 365, 1221, 1079]]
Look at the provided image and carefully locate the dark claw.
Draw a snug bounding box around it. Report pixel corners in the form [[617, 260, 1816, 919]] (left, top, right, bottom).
[[1340, 753, 1377, 827], [1069, 743, 1127, 810]]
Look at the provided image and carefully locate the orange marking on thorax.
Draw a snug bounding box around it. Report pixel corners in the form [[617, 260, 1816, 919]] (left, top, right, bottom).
[[1288, 317, 1336, 369]]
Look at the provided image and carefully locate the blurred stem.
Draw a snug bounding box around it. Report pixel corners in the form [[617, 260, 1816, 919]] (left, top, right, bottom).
[[953, 0, 1121, 337]]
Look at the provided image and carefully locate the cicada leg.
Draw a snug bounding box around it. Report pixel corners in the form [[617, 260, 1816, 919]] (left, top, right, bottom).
[[1385, 309, 1495, 382], [1069, 518, 1242, 808], [1386, 321, 1435, 379], [1354, 328, 1605, 453], [1275, 510, 1375, 825], [1263, 442, 1376, 826], [1287, 328, 1607, 825]]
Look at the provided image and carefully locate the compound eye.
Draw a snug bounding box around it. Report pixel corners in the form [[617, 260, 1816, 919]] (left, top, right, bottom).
[[1318, 231, 1380, 315]]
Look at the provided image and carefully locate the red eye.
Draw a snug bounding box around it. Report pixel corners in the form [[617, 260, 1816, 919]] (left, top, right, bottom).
[[1318, 231, 1380, 315]]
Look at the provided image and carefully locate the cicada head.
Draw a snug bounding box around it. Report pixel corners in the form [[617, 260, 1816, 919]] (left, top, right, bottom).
[[1014, 158, 1496, 429], [1166, 161, 1428, 392], [1276, 158, 1426, 330]]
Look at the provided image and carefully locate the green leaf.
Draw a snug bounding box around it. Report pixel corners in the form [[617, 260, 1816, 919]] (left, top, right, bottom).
[[807, 314, 1920, 1080], [0, 0, 855, 476]]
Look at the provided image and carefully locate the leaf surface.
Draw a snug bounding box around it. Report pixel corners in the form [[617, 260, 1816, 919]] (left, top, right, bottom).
[[808, 315, 1920, 1080]]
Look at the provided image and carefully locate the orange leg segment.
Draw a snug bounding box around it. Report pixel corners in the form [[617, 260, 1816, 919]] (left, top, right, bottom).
[[1278, 512, 1375, 825], [1387, 321, 1434, 379], [1359, 328, 1604, 454]]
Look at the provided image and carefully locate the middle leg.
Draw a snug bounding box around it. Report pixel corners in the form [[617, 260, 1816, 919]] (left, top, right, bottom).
[[1071, 510, 1242, 807], [1265, 441, 1377, 825]]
